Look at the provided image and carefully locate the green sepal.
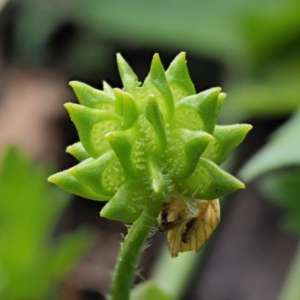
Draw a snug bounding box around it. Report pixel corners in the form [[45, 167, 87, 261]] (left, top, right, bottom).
[[165, 52, 196, 102], [116, 53, 140, 97], [103, 81, 115, 96], [144, 95, 167, 154], [203, 124, 252, 165], [174, 87, 221, 134], [64, 103, 122, 158], [66, 142, 89, 162], [176, 157, 245, 199], [48, 168, 107, 201], [69, 81, 115, 111], [69, 151, 127, 198], [215, 92, 226, 120], [167, 129, 213, 179], [100, 180, 147, 223], [114, 88, 140, 129], [143, 54, 174, 123], [106, 128, 141, 178], [147, 156, 166, 198]]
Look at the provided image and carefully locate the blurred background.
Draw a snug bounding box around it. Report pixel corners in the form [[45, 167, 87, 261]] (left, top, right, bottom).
[[0, 0, 300, 299]]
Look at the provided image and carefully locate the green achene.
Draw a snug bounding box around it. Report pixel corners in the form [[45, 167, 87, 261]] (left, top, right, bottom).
[[48, 52, 251, 224]]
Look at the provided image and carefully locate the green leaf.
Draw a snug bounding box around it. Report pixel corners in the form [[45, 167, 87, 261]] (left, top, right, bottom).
[[10, 230, 93, 300], [260, 169, 300, 236], [131, 281, 174, 300], [0, 147, 91, 299], [38, 229, 93, 285], [221, 53, 300, 121], [240, 108, 300, 181], [260, 169, 300, 210], [280, 211, 300, 236], [73, 0, 251, 62], [0, 148, 65, 267]]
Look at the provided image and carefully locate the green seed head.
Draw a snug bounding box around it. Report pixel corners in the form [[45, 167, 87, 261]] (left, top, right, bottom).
[[48, 52, 252, 223]]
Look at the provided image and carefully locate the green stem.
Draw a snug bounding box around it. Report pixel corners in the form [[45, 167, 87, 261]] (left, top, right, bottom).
[[109, 199, 162, 300]]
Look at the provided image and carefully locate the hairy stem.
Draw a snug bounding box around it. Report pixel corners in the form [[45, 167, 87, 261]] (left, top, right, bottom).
[[109, 199, 162, 300]]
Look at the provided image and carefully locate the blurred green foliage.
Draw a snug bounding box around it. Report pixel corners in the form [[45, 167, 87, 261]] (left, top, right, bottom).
[[238, 77, 300, 300], [261, 169, 300, 236], [130, 281, 173, 300], [241, 109, 300, 180], [0, 147, 92, 299], [2, 0, 300, 118], [240, 107, 300, 237]]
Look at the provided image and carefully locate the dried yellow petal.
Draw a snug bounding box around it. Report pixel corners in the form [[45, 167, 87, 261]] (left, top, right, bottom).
[[159, 197, 220, 258]]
